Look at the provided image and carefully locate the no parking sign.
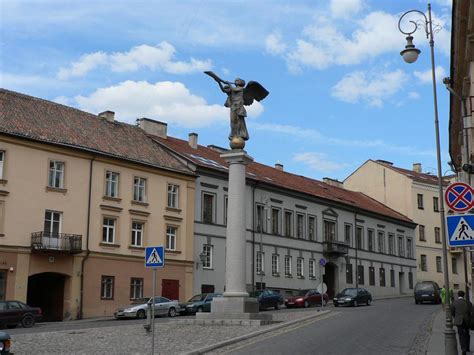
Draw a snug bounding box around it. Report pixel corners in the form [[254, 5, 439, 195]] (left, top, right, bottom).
[[445, 182, 474, 213]]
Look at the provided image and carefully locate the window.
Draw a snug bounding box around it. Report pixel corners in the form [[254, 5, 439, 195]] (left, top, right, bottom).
[[224, 196, 228, 225], [419, 225, 425, 241], [133, 177, 146, 202], [202, 244, 212, 269], [130, 278, 143, 300], [417, 193, 424, 209], [272, 254, 279, 275], [406, 238, 413, 258], [0, 271, 6, 301], [256, 251, 264, 274], [284, 255, 292, 276], [166, 226, 177, 251], [356, 226, 364, 249], [345, 224, 352, 246], [357, 265, 364, 285], [390, 269, 395, 287], [452, 257, 458, 274], [256, 204, 266, 232], [378, 231, 385, 253], [296, 214, 305, 239], [102, 218, 116, 244], [323, 220, 336, 241], [105, 171, 119, 197], [369, 267, 375, 286], [309, 259, 316, 278], [44, 210, 61, 237], [436, 256, 442, 273], [398, 236, 405, 257], [0, 151, 4, 179], [297, 257, 304, 277], [131, 221, 144, 247], [48, 160, 64, 188], [379, 268, 386, 287], [435, 227, 441, 244], [284, 211, 293, 237], [101, 276, 114, 300], [167, 184, 179, 208], [346, 264, 353, 284], [271, 208, 281, 235], [408, 272, 414, 289], [433, 196, 439, 212], [388, 234, 395, 255], [202, 193, 215, 224], [368, 229, 375, 252], [308, 216, 316, 241], [420, 254, 427, 271]]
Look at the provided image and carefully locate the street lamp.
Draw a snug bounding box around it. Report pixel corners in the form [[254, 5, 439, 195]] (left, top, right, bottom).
[[398, 4, 457, 354]]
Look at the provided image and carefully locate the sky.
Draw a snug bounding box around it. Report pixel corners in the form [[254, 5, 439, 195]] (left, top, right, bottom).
[[0, 0, 455, 181]]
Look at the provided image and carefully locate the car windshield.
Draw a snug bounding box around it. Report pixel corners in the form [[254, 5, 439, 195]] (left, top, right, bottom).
[[415, 283, 434, 291], [340, 288, 358, 296], [296, 290, 310, 296], [249, 291, 262, 298], [188, 294, 206, 302]]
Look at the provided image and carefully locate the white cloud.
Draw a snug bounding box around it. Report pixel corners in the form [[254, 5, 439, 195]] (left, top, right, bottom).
[[408, 92, 420, 100], [57, 42, 212, 79], [330, 0, 364, 19], [265, 32, 287, 55], [413, 66, 447, 84], [72, 80, 263, 128], [331, 69, 408, 107], [293, 152, 348, 172]]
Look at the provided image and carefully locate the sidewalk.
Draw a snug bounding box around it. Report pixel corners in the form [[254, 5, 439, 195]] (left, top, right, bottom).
[[427, 309, 473, 354]]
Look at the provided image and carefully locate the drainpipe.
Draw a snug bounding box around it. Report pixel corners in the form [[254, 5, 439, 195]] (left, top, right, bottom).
[[251, 184, 256, 291], [355, 212, 359, 290], [79, 156, 94, 319]]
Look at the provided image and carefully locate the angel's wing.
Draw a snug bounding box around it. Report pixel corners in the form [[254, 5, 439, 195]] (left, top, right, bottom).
[[243, 81, 269, 106]]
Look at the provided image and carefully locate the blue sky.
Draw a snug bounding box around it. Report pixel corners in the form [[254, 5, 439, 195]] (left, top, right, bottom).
[[1, 0, 454, 180]]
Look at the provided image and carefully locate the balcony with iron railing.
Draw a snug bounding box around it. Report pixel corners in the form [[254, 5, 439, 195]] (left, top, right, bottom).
[[31, 232, 82, 254], [323, 239, 349, 257]]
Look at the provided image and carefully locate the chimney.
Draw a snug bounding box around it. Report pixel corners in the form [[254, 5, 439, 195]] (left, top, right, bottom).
[[413, 163, 422, 173], [275, 162, 284, 171], [188, 133, 198, 149], [137, 118, 167, 138], [99, 110, 115, 123], [323, 177, 344, 188]]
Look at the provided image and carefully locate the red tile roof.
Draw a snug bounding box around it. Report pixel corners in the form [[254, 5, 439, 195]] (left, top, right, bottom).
[[0, 89, 193, 175], [155, 136, 414, 225], [374, 160, 450, 187]]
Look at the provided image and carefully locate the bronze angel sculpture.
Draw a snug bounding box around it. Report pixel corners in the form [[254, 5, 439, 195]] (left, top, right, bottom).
[[205, 71, 269, 149]]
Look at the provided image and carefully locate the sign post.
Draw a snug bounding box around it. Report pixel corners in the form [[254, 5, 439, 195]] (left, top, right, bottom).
[[145, 246, 165, 355], [319, 258, 326, 309]]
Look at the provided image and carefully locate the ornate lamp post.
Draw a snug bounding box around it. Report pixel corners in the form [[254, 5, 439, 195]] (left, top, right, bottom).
[[398, 4, 457, 354]]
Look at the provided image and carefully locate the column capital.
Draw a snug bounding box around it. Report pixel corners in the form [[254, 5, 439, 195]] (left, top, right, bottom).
[[220, 149, 254, 165]]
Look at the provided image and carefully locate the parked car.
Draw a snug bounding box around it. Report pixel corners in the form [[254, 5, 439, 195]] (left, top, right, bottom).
[[0, 301, 42, 328], [0, 332, 10, 354], [249, 289, 284, 310], [333, 288, 372, 307], [285, 289, 329, 308], [414, 281, 441, 304], [179, 293, 222, 315], [114, 296, 179, 319]]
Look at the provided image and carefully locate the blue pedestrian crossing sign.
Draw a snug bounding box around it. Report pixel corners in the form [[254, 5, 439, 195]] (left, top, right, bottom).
[[145, 246, 165, 268], [447, 215, 474, 247]]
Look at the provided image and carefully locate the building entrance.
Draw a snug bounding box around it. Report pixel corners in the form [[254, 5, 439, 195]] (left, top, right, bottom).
[[323, 262, 338, 299], [27, 272, 66, 321]]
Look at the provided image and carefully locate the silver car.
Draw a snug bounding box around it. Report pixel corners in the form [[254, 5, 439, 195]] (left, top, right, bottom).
[[114, 296, 179, 319]]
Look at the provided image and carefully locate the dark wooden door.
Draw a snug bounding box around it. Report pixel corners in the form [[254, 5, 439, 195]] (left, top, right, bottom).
[[161, 279, 179, 300]]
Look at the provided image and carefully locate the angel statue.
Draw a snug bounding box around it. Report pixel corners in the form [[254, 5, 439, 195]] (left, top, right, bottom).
[[205, 71, 269, 149]]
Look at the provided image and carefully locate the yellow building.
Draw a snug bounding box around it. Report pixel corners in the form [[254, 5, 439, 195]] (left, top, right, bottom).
[[0, 89, 196, 320]]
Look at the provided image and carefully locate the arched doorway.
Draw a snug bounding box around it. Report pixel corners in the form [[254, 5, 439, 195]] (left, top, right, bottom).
[[27, 273, 66, 321], [323, 262, 338, 299]]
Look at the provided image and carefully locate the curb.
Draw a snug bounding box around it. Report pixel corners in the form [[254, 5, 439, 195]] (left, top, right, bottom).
[[186, 310, 331, 355]]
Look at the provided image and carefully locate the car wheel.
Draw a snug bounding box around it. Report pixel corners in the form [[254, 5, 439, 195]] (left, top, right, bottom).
[[367, 299, 371, 306], [136, 309, 146, 319], [353, 300, 358, 307], [334, 303, 339, 307], [168, 307, 176, 317], [415, 300, 419, 305], [196, 306, 204, 313], [22, 314, 35, 328], [304, 301, 309, 308]]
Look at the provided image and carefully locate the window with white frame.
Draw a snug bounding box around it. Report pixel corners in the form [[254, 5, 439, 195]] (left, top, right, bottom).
[[131, 221, 144, 247], [378, 231, 385, 253], [105, 171, 119, 198], [297, 257, 304, 277], [271, 208, 281, 235], [167, 184, 179, 208], [202, 193, 215, 224], [0, 151, 5, 179], [367, 229, 375, 252], [309, 259, 316, 278], [308, 216, 316, 241], [436, 256, 442, 272], [166, 226, 177, 251], [48, 160, 64, 188], [202, 244, 213, 269], [345, 224, 352, 246], [435, 227, 441, 243], [44, 210, 62, 238], [256, 204, 266, 232], [388, 234, 395, 255], [102, 218, 116, 244], [133, 177, 146, 202], [284, 255, 292, 276], [256, 251, 264, 274], [284, 211, 293, 237], [323, 220, 336, 241], [101, 275, 114, 300], [297, 214, 304, 239], [398, 235, 405, 257], [130, 278, 143, 300], [272, 254, 279, 275], [406, 238, 413, 258]]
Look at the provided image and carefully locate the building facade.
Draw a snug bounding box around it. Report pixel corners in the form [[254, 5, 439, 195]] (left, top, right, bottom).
[[0, 89, 196, 320], [344, 160, 469, 291]]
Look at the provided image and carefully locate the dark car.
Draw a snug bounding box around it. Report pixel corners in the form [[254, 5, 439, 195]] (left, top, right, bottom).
[[0, 301, 42, 328], [285, 289, 329, 308], [179, 293, 222, 315], [249, 289, 283, 310], [414, 281, 441, 304], [333, 288, 372, 307], [0, 332, 10, 354]]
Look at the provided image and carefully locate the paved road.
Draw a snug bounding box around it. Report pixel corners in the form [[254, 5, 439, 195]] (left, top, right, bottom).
[[219, 298, 439, 355]]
